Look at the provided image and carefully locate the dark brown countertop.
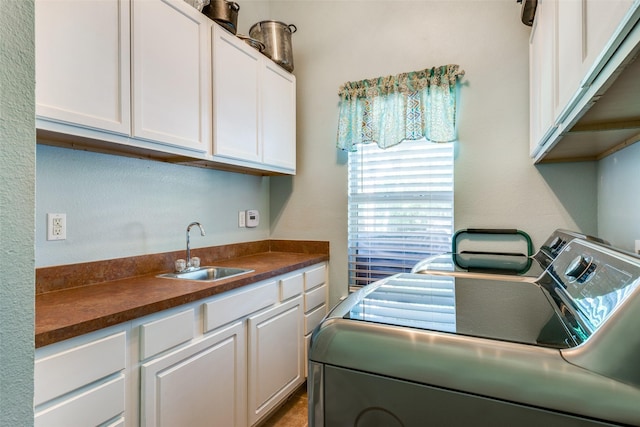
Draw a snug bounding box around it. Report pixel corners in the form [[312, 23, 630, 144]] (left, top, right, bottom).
[[36, 240, 329, 348]]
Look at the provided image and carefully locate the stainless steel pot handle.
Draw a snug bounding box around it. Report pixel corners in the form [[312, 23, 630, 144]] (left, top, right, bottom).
[[288, 24, 297, 34]]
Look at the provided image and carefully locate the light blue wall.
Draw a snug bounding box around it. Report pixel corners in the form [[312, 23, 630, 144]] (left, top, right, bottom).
[[0, 1, 35, 425], [36, 145, 271, 267], [598, 142, 640, 252]]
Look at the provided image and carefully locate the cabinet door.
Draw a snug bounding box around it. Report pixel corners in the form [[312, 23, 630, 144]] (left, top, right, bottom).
[[555, 0, 584, 119], [248, 296, 304, 426], [554, 0, 634, 120], [584, 0, 635, 79], [529, 0, 556, 153], [35, 0, 130, 134], [131, 0, 211, 153], [261, 63, 296, 172], [212, 25, 262, 163], [141, 321, 246, 427]]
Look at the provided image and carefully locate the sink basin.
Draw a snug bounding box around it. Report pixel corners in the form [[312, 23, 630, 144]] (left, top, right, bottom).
[[157, 266, 254, 281]]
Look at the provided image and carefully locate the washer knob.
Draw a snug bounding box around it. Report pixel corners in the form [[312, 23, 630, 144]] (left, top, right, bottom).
[[565, 255, 591, 280], [549, 237, 563, 250]]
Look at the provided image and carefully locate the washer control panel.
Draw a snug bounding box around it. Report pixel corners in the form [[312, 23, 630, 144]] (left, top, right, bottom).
[[546, 240, 640, 335]]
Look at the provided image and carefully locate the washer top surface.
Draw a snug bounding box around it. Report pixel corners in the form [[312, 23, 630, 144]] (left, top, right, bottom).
[[345, 273, 573, 349]]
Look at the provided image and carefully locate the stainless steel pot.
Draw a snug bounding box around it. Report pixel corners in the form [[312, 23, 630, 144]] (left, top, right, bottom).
[[202, 0, 240, 35], [236, 34, 266, 53], [249, 20, 297, 72]]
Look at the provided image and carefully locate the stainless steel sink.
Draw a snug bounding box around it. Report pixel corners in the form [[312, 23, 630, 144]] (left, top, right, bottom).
[[157, 266, 254, 281]]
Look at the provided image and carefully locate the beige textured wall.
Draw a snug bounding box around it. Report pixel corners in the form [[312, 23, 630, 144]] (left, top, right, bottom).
[[0, 0, 36, 425], [266, 0, 598, 305]]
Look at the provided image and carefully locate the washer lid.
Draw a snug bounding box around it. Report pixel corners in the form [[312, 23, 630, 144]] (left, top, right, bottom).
[[345, 273, 573, 348]]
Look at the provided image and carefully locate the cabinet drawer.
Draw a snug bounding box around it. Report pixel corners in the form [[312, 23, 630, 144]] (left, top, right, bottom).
[[304, 284, 326, 312], [35, 331, 126, 406], [280, 273, 304, 301], [205, 280, 278, 332], [304, 264, 326, 291], [304, 303, 327, 335], [35, 374, 125, 427], [140, 308, 195, 360]]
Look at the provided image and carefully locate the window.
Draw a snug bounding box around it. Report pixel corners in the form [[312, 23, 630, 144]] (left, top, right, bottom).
[[348, 139, 454, 289]]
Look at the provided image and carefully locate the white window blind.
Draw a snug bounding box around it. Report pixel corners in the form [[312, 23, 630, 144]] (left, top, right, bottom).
[[348, 139, 454, 289]]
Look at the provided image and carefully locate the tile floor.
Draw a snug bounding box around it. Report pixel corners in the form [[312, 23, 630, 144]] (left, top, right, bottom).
[[258, 384, 308, 427]]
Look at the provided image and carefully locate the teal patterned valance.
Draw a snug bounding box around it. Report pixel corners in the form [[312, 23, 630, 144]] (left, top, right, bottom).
[[336, 64, 464, 152]]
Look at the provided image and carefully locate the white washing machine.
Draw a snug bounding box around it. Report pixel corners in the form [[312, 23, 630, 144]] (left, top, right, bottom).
[[309, 239, 640, 426]]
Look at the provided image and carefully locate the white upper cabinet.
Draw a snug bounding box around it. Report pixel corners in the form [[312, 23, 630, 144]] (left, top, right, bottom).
[[530, 0, 639, 161], [211, 24, 297, 174], [131, 0, 211, 153], [583, 0, 636, 80], [36, 0, 211, 155], [555, 0, 635, 122], [35, 0, 131, 135], [529, 0, 557, 152], [35, 0, 297, 174], [555, 0, 583, 119], [212, 26, 262, 163], [262, 62, 297, 171]]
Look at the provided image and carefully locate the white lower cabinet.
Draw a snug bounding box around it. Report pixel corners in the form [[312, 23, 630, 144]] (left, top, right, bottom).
[[35, 263, 327, 427], [34, 327, 127, 427], [140, 321, 246, 427], [248, 296, 304, 426], [303, 264, 329, 377]]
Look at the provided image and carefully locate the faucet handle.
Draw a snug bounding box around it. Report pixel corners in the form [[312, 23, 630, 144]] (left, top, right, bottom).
[[190, 257, 201, 269], [175, 259, 187, 272]]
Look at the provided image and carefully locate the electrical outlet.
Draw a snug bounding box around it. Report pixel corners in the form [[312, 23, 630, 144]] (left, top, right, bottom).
[[47, 213, 67, 241], [238, 210, 246, 228]]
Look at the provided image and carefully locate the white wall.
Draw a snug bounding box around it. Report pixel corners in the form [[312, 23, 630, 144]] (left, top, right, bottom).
[[598, 142, 640, 252], [267, 0, 598, 304], [0, 1, 35, 425]]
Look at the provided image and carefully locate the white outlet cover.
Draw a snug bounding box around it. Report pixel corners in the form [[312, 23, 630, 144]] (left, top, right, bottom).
[[47, 213, 67, 241]]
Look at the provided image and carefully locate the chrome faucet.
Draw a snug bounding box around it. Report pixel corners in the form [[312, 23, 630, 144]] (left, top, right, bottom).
[[186, 221, 205, 270]]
